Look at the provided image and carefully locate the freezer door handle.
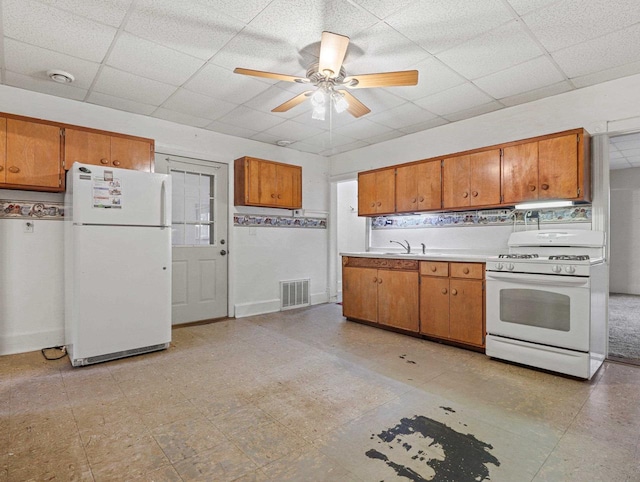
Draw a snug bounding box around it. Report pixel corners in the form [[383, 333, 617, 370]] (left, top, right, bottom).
[[161, 180, 168, 228]]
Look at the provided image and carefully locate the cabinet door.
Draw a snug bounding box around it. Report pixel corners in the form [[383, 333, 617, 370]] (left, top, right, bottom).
[[469, 149, 501, 206], [442, 155, 470, 209], [378, 269, 419, 331], [358, 171, 378, 215], [65, 128, 111, 168], [538, 134, 578, 200], [110, 136, 153, 172], [0, 118, 6, 183], [6, 119, 61, 188], [395, 164, 418, 213], [276, 164, 302, 208], [258, 160, 278, 205], [342, 267, 378, 323], [449, 279, 484, 346], [502, 142, 538, 204], [375, 168, 396, 214], [420, 276, 450, 338], [396, 161, 441, 213]]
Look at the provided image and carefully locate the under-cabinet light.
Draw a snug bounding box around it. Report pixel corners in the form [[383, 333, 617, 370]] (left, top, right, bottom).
[[514, 200, 574, 210]]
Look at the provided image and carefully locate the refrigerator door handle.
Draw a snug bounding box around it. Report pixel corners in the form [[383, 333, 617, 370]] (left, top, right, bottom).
[[161, 180, 168, 228]]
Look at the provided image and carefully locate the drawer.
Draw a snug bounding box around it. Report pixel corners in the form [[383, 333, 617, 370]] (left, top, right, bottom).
[[420, 261, 449, 277], [450, 262, 484, 279], [343, 257, 418, 270]]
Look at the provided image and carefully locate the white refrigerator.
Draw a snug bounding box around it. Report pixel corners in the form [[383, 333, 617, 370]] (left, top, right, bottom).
[[65, 162, 171, 366]]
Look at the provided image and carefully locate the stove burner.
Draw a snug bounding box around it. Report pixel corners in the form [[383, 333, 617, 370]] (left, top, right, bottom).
[[548, 255, 590, 261], [498, 254, 539, 259]]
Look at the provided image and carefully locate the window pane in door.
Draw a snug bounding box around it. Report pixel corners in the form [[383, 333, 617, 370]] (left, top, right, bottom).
[[500, 289, 570, 331], [185, 172, 201, 223], [171, 171, 185, 223]]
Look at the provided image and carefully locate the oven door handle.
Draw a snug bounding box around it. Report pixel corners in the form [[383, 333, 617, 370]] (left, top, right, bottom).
[[486, 272, 589, 287]]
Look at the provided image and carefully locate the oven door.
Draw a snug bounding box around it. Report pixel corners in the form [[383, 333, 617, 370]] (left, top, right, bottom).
[[486, 271, 591, 351]]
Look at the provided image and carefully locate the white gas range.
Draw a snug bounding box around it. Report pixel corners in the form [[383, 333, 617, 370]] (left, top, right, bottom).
[[485, 229, 607, 379]]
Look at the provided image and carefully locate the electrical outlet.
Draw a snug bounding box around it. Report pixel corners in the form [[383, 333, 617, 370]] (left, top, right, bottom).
[[24, 221, 34, 233]]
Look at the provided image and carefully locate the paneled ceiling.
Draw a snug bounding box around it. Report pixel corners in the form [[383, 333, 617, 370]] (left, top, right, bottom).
[[2, 0, 640, 156]]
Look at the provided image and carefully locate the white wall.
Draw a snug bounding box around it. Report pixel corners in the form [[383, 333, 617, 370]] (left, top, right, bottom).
[[610, 167, 640, 294], [335, 180, 366, 297], [0, 85, 330, 355]]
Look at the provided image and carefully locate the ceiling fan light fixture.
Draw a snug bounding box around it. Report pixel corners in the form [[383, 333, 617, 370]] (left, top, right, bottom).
[[310, 89, 326, 106], [332, 92, 349, 113], [312, 104, 326, 121]]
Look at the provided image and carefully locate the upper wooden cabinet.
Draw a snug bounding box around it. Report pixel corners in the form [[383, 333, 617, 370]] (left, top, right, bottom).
[[2, 118, 63, 191], [64, 128, 153, 172], [502, 130, 589, 204], [358, 168, 395, 215], [443, 149, 501, 209], [234, 156, 302, 209], [0, 118, 6, 184], [396, 160, 441, 213]]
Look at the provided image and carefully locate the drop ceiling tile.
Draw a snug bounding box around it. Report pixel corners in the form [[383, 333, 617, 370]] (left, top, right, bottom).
[[523, 0, 640, 52], [250, 132, 286, 145], [627, 155, 640, 163], [161, 89, 238, 120], [361, 129, 406, 144], [3, 0, 118, 62], [571, 59, 640, 89], [443, 100, 504, 122], [386, 0, 513, 54], [609, 159, 632, 170], [367, 102, 437, 130], [414, 83, 494, 116], [504, 0, 557, 15], [125, 0, 245, 60], [87, 91, 157, 115], [337, 119, 397, 140], [609, 150, 624, 160], [93, 66, 177, 105], [107, 33, 204, 86], [290, 142, 326, 154], [612, 138, 640, 151], [499, 80, 573, 107], [345, 22, 431, 75], [205, 121, 260, 138], [393, 58, 466, 101], [262, 120, 325, 140], [321, 139, 370, 156], [184, 64, 272, 104], [3, 38, 100, 90], [216, 105, 285, 131], [35, 0, 133, 27], [618, 148, 640, 157], [4, 71, 88, 101], [196, 0, 274, 23], [436, 21, 544, 79], [351, 0, 416, 19], [152, 108, 212, 128], [398, 117, 450, 135], [303, 131, 359, 149], [243, 85, 314, 119], [474, 56, 565, 99], [348, 89, 407, 114], [551, 23, 640, 79]]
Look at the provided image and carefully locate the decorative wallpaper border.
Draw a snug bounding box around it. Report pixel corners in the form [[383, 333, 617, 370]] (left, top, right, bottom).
[[0, 200, 65, 220], [371, 206, 592, 229], [234, 214, 327, 229]]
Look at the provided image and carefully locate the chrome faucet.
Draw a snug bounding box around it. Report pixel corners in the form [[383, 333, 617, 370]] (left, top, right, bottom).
[[390, 239, 411, 254], [421, 243, 426, 254]]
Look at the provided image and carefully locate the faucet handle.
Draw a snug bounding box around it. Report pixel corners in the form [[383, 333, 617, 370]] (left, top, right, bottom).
[[421, 242, 426, 254]]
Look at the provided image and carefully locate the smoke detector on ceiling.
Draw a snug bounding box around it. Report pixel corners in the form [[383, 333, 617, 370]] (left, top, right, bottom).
[[276, 140, 293, 147], [47, 70, 75, 84]]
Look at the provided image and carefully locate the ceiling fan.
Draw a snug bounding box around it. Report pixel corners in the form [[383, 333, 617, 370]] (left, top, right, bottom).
[[233, 31, 418, 120]]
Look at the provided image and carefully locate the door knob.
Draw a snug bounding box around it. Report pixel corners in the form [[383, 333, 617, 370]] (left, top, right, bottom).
[[220, 250, 227, 256]]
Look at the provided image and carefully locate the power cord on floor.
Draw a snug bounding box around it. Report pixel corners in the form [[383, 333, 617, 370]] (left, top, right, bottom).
[[41, 345, 67, 360]]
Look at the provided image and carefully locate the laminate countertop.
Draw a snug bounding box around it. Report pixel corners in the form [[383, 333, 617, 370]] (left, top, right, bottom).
[[340, 250, 501, 263]]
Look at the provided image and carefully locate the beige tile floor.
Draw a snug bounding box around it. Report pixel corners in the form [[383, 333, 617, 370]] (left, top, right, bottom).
[[1, 303, 639, 481]]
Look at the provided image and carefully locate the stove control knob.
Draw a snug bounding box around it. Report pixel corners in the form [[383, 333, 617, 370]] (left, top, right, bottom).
[[565, 265, 576, 274], [507, 263, 515, 271], [552, 265, 562, 273], [495, 262, 503, 270]]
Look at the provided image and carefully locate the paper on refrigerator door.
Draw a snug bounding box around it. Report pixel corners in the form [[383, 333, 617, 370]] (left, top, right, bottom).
[[93, 177, 122, 209]]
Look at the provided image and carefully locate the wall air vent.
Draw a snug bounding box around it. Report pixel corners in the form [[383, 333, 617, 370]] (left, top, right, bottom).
[[280, 279, 310, 310]]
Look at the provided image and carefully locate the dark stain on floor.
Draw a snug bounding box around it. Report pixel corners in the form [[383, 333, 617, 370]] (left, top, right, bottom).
[[366, 413, 500, 482], [399, 354, 417, 364], [440, 406, 456, 413]]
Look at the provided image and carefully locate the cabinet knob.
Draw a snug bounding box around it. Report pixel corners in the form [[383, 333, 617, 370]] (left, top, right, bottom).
[[419, 197, 425, 202], [441, 288, 448, 295], [277, 194, 282, 199], [463, 268, 469, 274], [430, 266, 437, 272], [463, 192, 469, 198], [377, 202, 382, 207], [541, 183, 549, 190], [8, 166, 20, 173], [271, 194, 277, 198], [112, 160, 121, 167], [373, 277, 378, 283], [451, 289, 458, 295], [529, 185, 536, 192], [472, 191, 478, 197], [378, 278, 383, 284], [370, 202, 375, 208], [412, 198, 417, 203], [100, 158, 109, 165]]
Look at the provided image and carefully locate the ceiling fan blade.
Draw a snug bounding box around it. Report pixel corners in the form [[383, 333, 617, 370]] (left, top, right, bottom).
[[338, 90, 371, 118], [233, 67, 306, 83], [318, 31, 350, 78], [345, 70, 419, 89], [272, 91, 313, 113]]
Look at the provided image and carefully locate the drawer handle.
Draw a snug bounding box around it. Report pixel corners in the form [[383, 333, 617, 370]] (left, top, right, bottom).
[[462, 192, 469, 198], [430, 266, 437, 272], [441, 288, 448, 295], [472, 191, 478, 197], [463, 268, 469, 274], [451, 289, 458, 295], [100, 158, 109, 165], [8, 166, 20, 173], [529, 185, 536, 192], [112, 160, 121, 167], [541, 183, 549, 190]]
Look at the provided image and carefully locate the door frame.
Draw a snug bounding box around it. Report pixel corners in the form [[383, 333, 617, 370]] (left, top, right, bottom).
[[154, 152, 233, 318]]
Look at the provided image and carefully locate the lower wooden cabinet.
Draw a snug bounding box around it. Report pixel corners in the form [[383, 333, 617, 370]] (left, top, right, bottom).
[[419, 261, 485, 348], [342, 257, 419, 332]]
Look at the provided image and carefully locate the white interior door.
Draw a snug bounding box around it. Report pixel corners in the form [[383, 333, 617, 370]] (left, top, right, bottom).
[[155, 154, 228, 324]]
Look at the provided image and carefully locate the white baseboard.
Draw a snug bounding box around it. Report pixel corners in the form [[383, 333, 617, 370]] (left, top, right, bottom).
[[235, 292, 330, 318], [0, 327, 65, 356]]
